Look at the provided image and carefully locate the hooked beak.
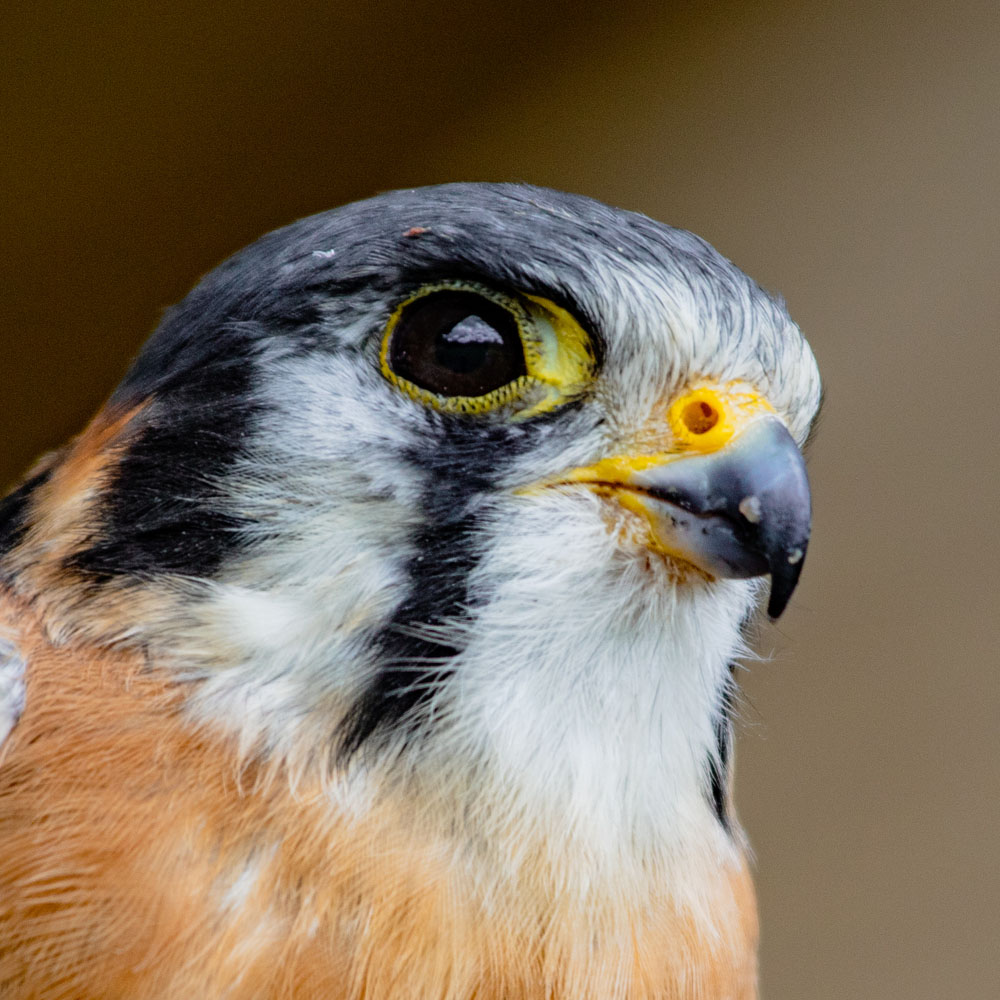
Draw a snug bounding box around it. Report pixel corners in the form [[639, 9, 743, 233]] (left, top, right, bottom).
[[558, 387, 812, 619]]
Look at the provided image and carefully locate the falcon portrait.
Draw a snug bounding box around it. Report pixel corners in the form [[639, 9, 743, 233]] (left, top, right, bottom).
[[0, 183, 820, 999]]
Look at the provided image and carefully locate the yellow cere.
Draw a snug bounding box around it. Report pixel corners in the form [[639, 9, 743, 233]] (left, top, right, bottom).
[[555, 383, 777, 489], [666, 383, 775, 453], [379, 282, 596, 419]]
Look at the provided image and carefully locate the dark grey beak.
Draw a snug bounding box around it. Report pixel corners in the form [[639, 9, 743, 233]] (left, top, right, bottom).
[[628, 419, 812, 619]]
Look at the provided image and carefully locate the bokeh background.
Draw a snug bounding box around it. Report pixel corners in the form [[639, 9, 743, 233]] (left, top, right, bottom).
[[4, 2, 998, 996]]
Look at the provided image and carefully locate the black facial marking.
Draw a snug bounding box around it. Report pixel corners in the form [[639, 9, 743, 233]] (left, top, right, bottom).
[[338, 413, 543, 758], [68, 348, 260, 581], [338, 514, 481, 759]]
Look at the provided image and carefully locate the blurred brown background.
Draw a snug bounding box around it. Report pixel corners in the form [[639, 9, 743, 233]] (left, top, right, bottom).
[[4, 2, 998, 996]]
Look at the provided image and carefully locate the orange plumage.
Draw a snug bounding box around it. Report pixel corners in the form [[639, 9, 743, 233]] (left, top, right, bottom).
[[0, 589, 757, 999]]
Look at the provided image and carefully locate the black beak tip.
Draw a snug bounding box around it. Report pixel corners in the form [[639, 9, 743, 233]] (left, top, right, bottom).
[[766, 546, 807, 620]]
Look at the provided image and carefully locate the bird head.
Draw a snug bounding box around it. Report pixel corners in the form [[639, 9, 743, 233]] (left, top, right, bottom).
[[0, 184, 820, 797]]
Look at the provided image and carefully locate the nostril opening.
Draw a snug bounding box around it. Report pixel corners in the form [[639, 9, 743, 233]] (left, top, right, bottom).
[[681, 400, 719, 435]]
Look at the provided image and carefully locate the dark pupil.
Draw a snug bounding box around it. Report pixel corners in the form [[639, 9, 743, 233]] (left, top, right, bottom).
[[389, 291, 527, 397]]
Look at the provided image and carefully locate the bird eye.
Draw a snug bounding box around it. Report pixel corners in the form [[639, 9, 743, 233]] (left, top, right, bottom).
[[380, 282, 596, 418], [386, 291, 527, 398]]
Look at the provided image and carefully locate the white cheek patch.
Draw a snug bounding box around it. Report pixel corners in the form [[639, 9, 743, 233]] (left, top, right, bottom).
[[0, 636, 26, 750], [413, 490, 756, 881]]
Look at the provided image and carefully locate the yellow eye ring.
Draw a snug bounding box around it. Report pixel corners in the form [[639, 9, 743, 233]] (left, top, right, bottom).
[[379, 281, 595, 419]]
